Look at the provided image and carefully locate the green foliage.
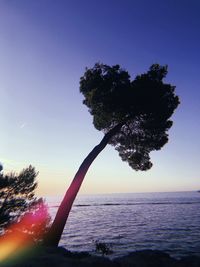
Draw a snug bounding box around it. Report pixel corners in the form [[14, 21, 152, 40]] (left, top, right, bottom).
[[80, 63, 180, 171], [11, 198, 51, 243], [0, 165, 50, 240]]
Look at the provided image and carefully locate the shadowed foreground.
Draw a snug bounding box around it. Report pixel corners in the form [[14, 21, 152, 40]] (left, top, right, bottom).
[[1, 246, 200, 267]]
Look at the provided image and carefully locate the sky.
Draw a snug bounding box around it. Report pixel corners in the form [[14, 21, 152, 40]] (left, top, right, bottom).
[[0, 0, 200, 196]]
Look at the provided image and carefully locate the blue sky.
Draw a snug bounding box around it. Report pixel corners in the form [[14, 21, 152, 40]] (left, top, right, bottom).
[[0, 0, 200, 195]]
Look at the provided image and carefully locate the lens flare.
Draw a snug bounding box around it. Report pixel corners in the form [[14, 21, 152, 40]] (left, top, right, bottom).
[[0, 202, 49, 262]]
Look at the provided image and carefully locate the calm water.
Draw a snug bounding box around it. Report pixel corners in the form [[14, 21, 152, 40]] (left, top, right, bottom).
[[46, 191, 200, 259]]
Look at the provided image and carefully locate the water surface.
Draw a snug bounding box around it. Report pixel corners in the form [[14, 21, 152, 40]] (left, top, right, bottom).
[[46, 191, 200, 258]]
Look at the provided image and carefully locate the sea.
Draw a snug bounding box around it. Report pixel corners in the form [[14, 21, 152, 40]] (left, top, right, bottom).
[[46, 191, 200, 259]]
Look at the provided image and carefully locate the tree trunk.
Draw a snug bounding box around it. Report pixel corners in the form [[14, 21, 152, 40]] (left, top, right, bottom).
[[44, 123, 123, 247]]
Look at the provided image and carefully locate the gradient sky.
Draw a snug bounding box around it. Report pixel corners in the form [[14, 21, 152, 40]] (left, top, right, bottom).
[[1, 0, 200, 196]]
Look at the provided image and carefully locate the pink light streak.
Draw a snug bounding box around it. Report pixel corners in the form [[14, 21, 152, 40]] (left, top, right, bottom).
[[0, 202, 49, 262]]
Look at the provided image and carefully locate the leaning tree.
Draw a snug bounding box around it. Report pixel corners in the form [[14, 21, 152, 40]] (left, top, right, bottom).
[[44, 63, 180, 246]]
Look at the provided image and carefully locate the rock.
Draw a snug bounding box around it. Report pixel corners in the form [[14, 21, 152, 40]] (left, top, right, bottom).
[[115, 250, 177, 267], [1, 247, 200, 267], [177, 256, 200, 267]]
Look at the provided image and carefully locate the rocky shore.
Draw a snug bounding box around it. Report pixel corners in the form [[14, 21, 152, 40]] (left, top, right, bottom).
[[1, 246, 200, 267]]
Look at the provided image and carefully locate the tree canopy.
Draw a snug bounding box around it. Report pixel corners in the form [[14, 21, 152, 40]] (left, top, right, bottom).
[[44, 62, 180, 247], [80, 63, 180, 171], [0, 165, 50, 240]]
